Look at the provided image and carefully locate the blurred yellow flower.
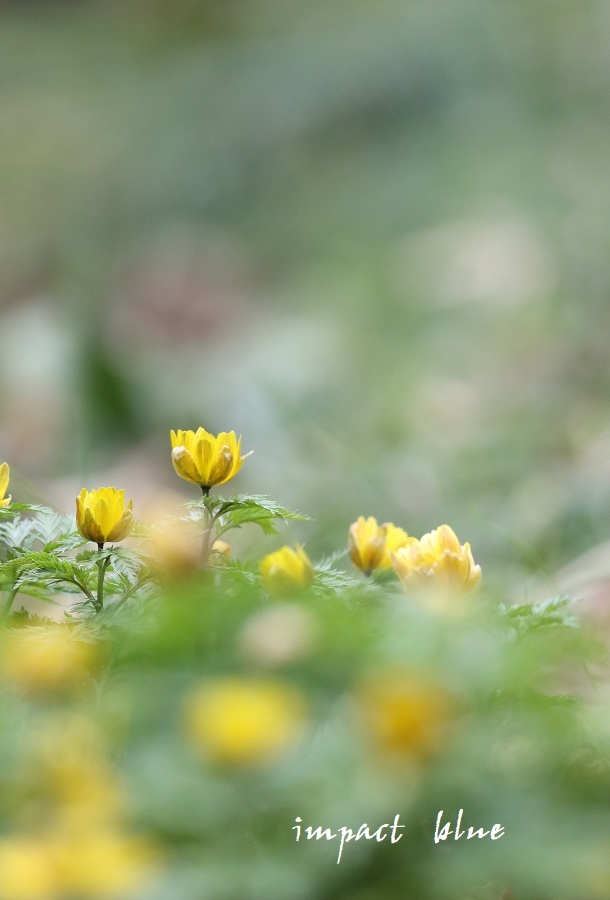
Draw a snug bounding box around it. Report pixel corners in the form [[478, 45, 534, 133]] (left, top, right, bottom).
[[0, 835, 57, 900], [76, 487, 133, 548], [143, 519, 230, 580], [358, 670, 454, 759], [0, 830, 155, 900], [348, 516, 409, 574], [390, 524, 481, 597], [170, 427, 251, 492], [53, 829, 155, 897], [185, 677, 307, 766], [259, 545, 314, 597], [0, 630, 97, 692], [0, 462, 11, 508]]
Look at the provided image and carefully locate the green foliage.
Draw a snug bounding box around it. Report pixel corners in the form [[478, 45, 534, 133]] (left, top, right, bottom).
[[189, 493, 309, 538], [0, 492, 607, 900], [499, 596, 580, 636]]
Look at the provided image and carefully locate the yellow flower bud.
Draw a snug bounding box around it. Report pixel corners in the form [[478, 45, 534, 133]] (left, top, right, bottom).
[[76, 487, 133, 547], [170, 427, 251, 492], [0, 462, 11, 508], [348, 516, 409, 574], [184, 677, 307, 766], [259, 545, 314, 597], [390, 524, 481, 599]]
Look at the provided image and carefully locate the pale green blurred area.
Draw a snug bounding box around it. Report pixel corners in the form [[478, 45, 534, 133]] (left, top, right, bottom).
[[2, 0, 610, 589]]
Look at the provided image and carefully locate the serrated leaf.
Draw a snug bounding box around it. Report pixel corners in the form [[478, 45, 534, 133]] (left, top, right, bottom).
[[0, 507, 83, 555], [315, 549, 348, 571], [499, 596, 580, 635], [212, 495, 309, 538], [10, 551, 95, 601]]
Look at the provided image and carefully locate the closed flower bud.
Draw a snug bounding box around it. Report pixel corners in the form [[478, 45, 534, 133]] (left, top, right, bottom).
[[170, 427, 251, 492], [76, 487, 133, 548], [390, 524, 481, 600], [348, 516, 409, 574], [0, 462, 11, 508], [259, 545, 314, 597], [184, 677, 307, 766]]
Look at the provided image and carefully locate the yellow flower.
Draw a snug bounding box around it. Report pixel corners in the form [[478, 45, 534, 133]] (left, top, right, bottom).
[[76, 487, 133, 547], [52, 829, 155, 897], [348, 516, 409, 574], [184, 677, 307, 766], [143, 519, 230, 580], [0, 830, 155, 900], [0, 462, 11, 508], [0, 629, 98, 692], [390, 524, 481, 597], [358, 669, 454, 759], [0, 835, 58, 900], [170, 427, 251, 492], [259, 545, 314, 597]]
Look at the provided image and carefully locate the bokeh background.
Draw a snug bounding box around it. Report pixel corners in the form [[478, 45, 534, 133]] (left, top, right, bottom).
[[3, 0, 610, 595]]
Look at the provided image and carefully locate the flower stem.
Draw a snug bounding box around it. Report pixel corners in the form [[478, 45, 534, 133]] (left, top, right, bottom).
[[200, 488, 213, 566], [1, 586, 19, 621], [201, 509, 212, 566], [96, 549, 110, 614]]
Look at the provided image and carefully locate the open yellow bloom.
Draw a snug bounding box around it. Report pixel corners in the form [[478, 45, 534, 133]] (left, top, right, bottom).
[[170, 427, 251, 492], [259, 545, 314, 597], [390, 524, 481, 597], [76, 487, 133, 547], [184, 677, 307, 766], [348, 516, 409, 574], [0, 462, 11, 508]]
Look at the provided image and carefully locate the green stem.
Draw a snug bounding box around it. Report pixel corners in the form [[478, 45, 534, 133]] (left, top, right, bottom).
[[96, 551, 110, 613], [200, 488, 213, 566], [1, 586, 19, 621], [112, 574, 155, 613]]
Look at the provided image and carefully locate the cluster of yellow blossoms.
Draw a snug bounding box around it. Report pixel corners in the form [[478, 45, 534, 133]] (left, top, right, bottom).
[[0, 430, 478, 792], [0, 648, 155, 899], [258, 518, 481, 601], [349, 516, 481, 596], [73, 427, 251, 548], [2, 428, 481, 601]]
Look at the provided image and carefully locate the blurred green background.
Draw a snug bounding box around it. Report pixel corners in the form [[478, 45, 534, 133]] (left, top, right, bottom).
[[2, 0, 610, 592]]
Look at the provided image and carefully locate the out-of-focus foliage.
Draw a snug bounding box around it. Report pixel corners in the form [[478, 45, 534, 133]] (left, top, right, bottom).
[[0, 479, 608, 899]]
